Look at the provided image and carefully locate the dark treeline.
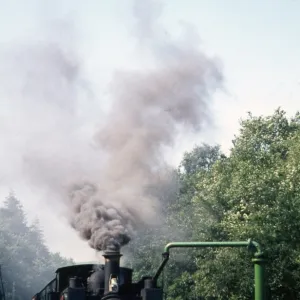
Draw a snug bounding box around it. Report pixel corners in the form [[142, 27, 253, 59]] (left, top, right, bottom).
[[2, 108, 300, 300], [0, 193, 74, 300]]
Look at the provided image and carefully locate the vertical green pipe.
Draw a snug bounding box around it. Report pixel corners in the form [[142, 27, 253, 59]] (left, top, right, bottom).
[[252, 255, 266, 300]]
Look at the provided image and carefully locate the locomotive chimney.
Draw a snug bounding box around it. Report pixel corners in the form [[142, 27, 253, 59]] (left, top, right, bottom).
[[103, 250, 122, 296]]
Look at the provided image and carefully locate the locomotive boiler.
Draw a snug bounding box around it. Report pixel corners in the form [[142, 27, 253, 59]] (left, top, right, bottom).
[[32, 250, 163, 300]]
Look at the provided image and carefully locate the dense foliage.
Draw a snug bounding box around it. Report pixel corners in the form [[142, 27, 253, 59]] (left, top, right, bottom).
[[126, 108, 300, 300], [0, 192, 74, 300], [1, 108, 300, 300]]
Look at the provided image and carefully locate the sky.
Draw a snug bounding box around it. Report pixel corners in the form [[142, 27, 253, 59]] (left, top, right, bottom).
[[0, 0, 299, 262]]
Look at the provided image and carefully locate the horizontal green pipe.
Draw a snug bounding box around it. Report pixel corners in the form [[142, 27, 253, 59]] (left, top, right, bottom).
[[164, 239, 262, 255]]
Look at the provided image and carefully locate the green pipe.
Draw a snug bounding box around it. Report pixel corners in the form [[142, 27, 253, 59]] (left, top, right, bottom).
[[164, 240, 250, 252], [250, 240, 263, 256], [163, 239, 263, 254], [253, 256, 266, 300], [153, 239, 266, 300]]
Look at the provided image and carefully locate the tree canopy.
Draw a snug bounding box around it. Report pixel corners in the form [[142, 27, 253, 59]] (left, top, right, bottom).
[[1, 108, 300, 300], [127, 108, 300, 300]]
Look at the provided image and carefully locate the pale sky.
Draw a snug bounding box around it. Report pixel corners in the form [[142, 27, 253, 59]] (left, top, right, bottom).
[[0, 0, 299, 262]]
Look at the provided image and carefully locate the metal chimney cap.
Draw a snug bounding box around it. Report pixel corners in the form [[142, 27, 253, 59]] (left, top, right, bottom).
[[102, 250, 122, 258]]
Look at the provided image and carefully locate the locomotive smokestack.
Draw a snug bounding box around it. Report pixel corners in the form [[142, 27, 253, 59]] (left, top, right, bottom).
[[103, 251, 122, 296]]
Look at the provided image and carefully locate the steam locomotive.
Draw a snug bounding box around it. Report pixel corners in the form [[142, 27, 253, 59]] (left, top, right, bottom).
[[32, 251, 164, 300]]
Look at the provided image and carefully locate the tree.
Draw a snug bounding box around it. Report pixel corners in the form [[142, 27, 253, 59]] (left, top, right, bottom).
[[162, 144, 224, 300], [0, 192, 74, 300], [180, 143, 223, 175], [191, 108, 300, 299], [0, 192, 34, 299]]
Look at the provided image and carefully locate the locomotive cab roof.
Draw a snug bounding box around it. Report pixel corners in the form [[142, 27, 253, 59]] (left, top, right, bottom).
[[55, 263, 132, 273], [55, 263, 102, 273]]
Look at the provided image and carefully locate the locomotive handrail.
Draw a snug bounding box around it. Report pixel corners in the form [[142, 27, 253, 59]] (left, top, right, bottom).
[[153, 239, 266, 300]]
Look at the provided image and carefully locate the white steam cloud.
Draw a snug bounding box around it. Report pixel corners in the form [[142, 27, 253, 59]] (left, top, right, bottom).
[[0, 0, 223, 253]]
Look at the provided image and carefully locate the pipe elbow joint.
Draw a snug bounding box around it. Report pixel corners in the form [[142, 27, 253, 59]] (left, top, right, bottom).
[[247, 239, 264, 257]]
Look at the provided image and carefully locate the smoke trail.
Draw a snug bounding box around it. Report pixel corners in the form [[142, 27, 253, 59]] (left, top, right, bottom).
[[67, 0, 223, 251], [2, 0, 223, 253]]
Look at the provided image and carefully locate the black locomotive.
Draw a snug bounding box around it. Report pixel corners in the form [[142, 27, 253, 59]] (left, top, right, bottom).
[[32, 251, 163, 300]]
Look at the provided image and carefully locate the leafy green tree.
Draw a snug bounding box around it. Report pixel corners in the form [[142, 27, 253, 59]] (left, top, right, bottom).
[[115, 110, 300, 299], [192, 108, 300, 299], [180, 143, 223, 175], [163, 144, 224, 300], [123, 145, 224, 299]]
